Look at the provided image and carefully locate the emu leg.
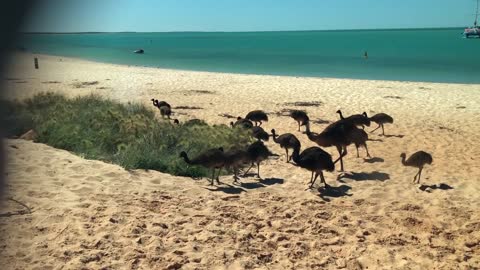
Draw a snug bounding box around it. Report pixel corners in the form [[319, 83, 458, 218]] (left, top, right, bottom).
[[356, 144, 360, 158], [413, 169, 420, 183], [381, 124, 385, 136], [320, 171, 330, 188], [285, 148, 289, 163], [297, 121, 301, 131], [210, 168, 216, 185], [417, 168, 423, 184], [340, 146, 348, 171], [309, 173, 319, 189], [257, 162, 261, 179], [333, 145, 343, 164], [215, 167, 222, 184], [309, 171, 314, 184], [364, 143, 372, 158], [333, 146, 347, 171], [371, 124, 381, 133], [233, 168, 240, 183], [243, 163, 255, 176]]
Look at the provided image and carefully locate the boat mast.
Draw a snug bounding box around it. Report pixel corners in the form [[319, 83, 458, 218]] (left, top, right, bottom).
[[476, 0, 479, 27]]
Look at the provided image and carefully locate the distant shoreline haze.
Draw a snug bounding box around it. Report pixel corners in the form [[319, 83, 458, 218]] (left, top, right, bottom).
[[17, 29, 480, 84], [20, 27, 465, 34]]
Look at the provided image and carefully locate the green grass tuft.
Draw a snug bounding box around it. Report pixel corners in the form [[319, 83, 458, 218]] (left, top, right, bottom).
[[0, 93, 252, 177]]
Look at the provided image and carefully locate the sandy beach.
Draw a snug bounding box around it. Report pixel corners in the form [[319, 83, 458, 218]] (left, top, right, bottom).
[[1, 52, 480, 269]]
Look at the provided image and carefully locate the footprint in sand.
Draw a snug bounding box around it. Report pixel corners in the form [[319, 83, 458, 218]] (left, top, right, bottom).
[[90, 163, 104, 169], [77, 202, 92, 209], [85, 176, 103, 182], [102, 172, 123, 178], [24, 166, 37, 173], [150, 179, 161, 184], [69, 174, 86, 179], [71, 186, 94, 195], [51, 179, 64, 186], [69, 165, 86, 172]]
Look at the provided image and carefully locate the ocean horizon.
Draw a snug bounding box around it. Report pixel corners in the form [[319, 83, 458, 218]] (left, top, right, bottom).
[[17, 28, 480, 84]]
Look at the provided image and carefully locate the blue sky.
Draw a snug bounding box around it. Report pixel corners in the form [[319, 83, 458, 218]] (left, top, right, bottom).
[[23, 0, 477, 32]]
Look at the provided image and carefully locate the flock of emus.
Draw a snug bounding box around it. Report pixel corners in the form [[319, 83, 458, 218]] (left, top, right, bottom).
[[151, 98, 433, 188]]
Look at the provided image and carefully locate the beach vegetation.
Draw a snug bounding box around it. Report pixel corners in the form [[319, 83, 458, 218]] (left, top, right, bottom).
[[0, 93, 252, 177]]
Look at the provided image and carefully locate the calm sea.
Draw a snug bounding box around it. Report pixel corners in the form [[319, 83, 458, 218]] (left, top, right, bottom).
[[18, 29, 480, 83]]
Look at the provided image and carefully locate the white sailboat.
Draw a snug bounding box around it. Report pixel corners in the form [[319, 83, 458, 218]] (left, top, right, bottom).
[[464, 0, 480, 38]]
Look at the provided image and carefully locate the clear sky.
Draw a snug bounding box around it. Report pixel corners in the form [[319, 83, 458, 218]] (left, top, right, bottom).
[[23, 0, 477, 32]]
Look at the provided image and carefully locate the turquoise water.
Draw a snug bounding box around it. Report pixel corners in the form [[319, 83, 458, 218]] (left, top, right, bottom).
[[18, 29, 480, 83]]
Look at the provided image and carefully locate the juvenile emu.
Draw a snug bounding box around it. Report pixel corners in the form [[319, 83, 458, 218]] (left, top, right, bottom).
[[400, 151, 433, 184]]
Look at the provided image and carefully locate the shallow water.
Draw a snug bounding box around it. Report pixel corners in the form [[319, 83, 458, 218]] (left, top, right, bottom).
[[18, 29, 480, 83]]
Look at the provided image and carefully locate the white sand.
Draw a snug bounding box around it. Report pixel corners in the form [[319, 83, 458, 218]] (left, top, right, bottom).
[[0, 53, 479, 269]]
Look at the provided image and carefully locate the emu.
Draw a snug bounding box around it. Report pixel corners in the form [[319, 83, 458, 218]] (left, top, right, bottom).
[[305, 120, 355, 171], [243, 141, 276, 179], [290, 110, 309, 132], [400, 151, 433, 184], [179, 147, 225, 185], [245, 110, 268, 126], [370, 113, 394, 136], [231, 117, 254, 129], [223, 149, 249, 183], [291, 144, 335, 189], [271, 129, 300, 162], [251, 126, 269, 141], [336, 110, 370, 129]]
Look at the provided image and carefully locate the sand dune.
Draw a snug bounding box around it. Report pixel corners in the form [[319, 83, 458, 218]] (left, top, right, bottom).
[[0, 53, 479, 269]]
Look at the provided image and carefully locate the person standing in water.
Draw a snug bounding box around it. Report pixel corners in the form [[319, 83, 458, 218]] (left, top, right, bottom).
[[364, 51, 368, 59]]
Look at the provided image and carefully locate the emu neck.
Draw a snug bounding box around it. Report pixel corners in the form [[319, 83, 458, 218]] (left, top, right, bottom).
[[305, 124, 315, 141], [337, 111, 344, 120], [306, 125, 330, 147], [401, 156, 407, 166], [272, 132, 280, 143], [291, 147, 301, 164], [181, 154, 192, 165]]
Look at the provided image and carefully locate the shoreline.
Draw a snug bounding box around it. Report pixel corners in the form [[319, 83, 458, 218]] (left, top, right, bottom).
[[10, 51, 479, 85]]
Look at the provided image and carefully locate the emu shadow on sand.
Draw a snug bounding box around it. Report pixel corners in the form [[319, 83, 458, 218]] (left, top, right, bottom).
[[317, 184, 353, 202], [419, 183, 453, 192], [337, 171, 390, 182]]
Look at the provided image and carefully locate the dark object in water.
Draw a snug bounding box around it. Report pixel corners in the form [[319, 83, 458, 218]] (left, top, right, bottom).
[[133, 49, 144, 54]]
